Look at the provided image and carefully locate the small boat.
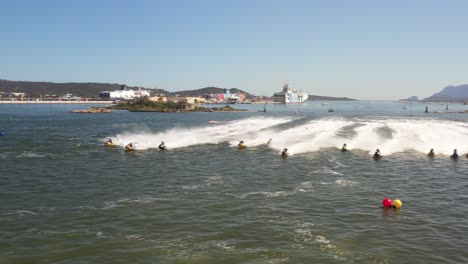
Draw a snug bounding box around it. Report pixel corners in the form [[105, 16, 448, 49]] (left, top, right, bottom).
[[328, 108, 334, 112]]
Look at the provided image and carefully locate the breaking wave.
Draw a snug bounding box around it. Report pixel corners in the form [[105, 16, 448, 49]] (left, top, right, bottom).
[[107, 116, 468, 155]]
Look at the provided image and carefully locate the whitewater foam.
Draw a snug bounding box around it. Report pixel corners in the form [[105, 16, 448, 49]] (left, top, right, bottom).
[[268, 117, 468, 155], [239, 191, 295, 199], [109, 116, 295, 150], [107, 116, 468, 155], [17, 152, 47, 158], [311, 168, 344, 176]]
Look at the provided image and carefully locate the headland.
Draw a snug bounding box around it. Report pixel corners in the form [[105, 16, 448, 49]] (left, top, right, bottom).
[[109, 99, 248, 113]]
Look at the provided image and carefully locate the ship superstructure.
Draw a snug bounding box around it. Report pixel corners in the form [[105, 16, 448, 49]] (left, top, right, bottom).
[[273, 84, 308, 103]]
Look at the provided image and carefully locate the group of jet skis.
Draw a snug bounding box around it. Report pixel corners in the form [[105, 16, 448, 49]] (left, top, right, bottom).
[[248, 142, 465, 159], [341, 144, 464, 160], [104, 138, 166, 151], [105, 138, 464, 159]]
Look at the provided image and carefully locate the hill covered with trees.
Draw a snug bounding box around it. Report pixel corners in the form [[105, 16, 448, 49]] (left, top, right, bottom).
[[0, 79, 168, 98]]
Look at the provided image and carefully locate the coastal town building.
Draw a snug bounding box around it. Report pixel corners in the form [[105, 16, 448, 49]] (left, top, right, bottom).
[[168, 96, 206, 104], [148, 95, 168, 102], [202, 89, 246, 103], [99, 85, 150, 101]]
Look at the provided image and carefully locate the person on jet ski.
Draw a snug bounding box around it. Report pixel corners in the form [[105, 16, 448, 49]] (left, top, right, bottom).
[[159, 141, 166, 150], [451, 149, 459, 159], [373, 149, 381, 158], [428, 148, 435, 157], [341, 143, 348, 152]]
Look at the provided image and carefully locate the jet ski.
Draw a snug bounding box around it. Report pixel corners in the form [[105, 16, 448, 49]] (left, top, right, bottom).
[[124, 144, 135, 151]]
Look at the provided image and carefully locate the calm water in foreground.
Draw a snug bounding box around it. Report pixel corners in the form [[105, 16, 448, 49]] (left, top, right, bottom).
[[1, 101, 468, 263]]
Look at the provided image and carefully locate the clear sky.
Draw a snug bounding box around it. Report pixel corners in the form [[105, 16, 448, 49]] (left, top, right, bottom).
[[1, 0, 467, 99]]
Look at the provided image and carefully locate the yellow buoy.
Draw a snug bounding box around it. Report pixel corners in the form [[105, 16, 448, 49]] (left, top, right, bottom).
[[392, 199, 402, 209]]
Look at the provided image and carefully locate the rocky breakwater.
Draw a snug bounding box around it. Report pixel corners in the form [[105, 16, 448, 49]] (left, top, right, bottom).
[[72, 107, 112, 113]]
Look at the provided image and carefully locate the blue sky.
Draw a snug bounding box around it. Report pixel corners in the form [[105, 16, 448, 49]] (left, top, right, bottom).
[[1, 0, 467, 99]]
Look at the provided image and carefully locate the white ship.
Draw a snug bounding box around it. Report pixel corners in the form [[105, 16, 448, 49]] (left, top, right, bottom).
[[273, 84, 308, 103]]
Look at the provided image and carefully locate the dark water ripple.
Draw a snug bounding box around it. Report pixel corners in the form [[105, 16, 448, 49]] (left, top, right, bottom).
[[1, 103, 468, 263]]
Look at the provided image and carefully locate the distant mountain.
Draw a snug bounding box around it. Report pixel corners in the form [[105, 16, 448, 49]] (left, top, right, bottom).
[[424, 84, 468, 102], [170, 87, 252, 97], [0, 79, 169, 98], [399, 96, 419, 101], [0, 79, 356, 101], [308, 95, 356, 101], [172, 88, 357, 101]]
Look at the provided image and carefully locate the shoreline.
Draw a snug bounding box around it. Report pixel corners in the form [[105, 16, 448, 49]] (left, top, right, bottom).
[[0, 100, 114, 104], [127, 109, 255, 113]]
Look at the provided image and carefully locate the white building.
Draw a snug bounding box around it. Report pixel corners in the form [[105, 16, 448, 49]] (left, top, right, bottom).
[[100, 85, 150, 100]]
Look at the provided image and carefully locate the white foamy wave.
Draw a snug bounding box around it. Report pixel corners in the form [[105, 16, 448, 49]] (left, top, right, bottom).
[[182, 176, 226, 190], [239, 191, 295, 199], [311, 168, 344, 176], [294, 221, 316, 246], [181, 185, 202, 190], [265, 118, 354, 155], [202, 241, 236, 251], [332, 161, 347, 168], [17, 152, 47, 158], [318, 179, 358, 186], [109, 116, 295, 150], [335, 179, 359, 186], [107, 117, 468, 155], [347, 118, 468, 155], [293, 221, 337, 253], [269, 117, 468, 155], [125, 234, 145, 241], [295, 181, 314, 193], [0, 210, 38, 216], [103, 197, 170, 209]]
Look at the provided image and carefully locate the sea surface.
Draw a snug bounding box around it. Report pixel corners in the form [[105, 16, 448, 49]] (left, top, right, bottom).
[[1, 101, 468, 263]]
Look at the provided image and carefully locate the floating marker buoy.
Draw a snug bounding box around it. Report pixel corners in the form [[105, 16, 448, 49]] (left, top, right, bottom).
[[392, 199, 402, 209], [382, 198, 393, 208]]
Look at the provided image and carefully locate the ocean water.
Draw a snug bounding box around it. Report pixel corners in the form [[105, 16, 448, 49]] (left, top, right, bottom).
[[1, 101, 468, 263]]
